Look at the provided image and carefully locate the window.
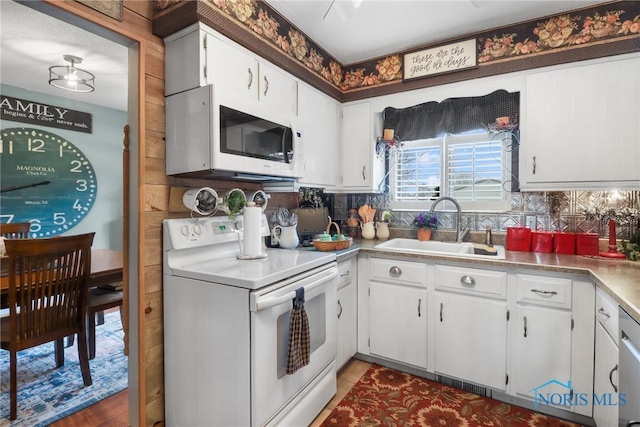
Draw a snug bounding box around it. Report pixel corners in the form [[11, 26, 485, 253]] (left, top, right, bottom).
[[390, 130, 512, 211]]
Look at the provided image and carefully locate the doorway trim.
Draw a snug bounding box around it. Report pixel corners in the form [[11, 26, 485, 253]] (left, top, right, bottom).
[[31, 1, 147, 425]]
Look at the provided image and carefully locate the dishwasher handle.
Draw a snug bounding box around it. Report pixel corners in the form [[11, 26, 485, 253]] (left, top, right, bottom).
[[252, 268, 338, 312]]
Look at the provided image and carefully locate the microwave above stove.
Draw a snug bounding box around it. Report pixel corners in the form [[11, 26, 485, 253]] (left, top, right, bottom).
[[166, 84, 303, 181]]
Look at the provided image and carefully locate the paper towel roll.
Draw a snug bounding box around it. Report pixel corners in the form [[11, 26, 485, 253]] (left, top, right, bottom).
[[242, 205, 263, 257]]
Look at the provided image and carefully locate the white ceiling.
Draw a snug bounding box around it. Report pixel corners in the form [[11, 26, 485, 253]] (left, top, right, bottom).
[[265, 0, 605, 64], [0, 0, 606, 112], [0, 0, 128, 112]]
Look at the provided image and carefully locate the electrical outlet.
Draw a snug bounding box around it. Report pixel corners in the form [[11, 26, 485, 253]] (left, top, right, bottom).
[[525, 216, 536, 229]]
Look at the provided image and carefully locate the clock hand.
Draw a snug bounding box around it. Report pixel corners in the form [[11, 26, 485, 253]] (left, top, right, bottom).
[[0, 181, 51, 194]]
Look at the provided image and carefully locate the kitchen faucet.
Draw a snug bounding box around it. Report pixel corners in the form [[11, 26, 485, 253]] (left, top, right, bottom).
[[429, 196, 469, 242]]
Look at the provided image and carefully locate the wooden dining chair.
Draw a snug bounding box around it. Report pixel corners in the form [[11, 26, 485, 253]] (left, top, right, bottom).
[[0, 232, 95, 420], [0, 222, 32, 239]]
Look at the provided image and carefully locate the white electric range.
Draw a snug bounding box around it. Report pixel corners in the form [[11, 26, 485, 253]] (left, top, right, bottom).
[[163, 215, 338, 427]]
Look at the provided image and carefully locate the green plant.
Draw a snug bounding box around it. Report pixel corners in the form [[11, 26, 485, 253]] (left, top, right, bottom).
[[619, 231, 640, 261], [298, 187, 324, 208], [225, 190, 246, 218]]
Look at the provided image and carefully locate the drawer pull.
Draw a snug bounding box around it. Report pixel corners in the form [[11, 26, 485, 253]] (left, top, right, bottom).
[[389, 266, 402, 276], [609, 364, 618, 392], [530, 289, 558, 296], [340, 271, 350, 277], [524, 316, 528, 338], [337, 300, 343, 319], [418, 299, 422, 317], [598, 307, 610, 318], [460, 275, 476, 286]]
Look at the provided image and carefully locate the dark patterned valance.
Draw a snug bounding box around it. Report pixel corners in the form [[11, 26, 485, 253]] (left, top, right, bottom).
[[383, 90, 520, 141]]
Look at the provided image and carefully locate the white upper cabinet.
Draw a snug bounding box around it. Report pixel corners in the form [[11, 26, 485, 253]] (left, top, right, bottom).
[[297, 83, 340, 189], [340, 102, 385, 193], [256, 60, 298, 116], [520, 54, 640, 190], [164, 23, 297, 115]]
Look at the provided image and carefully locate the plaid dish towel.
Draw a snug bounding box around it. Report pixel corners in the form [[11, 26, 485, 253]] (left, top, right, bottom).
[[286, 287, 310, 375]]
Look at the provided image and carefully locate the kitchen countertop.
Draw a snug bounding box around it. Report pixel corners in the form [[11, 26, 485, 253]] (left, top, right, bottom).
[[316, 239, 640, 323]]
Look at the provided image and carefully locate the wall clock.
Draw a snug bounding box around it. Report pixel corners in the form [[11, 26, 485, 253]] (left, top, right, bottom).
[[0, 127, 97, 237]]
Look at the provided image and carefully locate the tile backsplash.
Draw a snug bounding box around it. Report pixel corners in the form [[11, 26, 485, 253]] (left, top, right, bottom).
[[332, 191, 639, 239]]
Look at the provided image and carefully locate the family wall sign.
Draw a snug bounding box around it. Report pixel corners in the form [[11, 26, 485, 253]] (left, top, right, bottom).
[[0, 95, 93, 134]]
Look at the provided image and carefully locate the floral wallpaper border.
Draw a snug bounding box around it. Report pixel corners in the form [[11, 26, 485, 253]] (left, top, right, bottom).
[[154, 0, 639, 95]]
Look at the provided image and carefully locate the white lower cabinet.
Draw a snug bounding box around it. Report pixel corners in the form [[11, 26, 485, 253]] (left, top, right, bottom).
[[593, 288, 619, 426], [336, 257, 357, 370], [433, 265, 508, 390], [512, 305, 572, 399], [511, 274, 594, 417], [359, 254, 596, 418], [593, 323, 619, 426], [368, 258, 427, 369]]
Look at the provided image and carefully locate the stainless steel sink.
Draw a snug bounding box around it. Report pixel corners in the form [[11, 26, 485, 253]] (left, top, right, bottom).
[[374, 238, 506, 259]]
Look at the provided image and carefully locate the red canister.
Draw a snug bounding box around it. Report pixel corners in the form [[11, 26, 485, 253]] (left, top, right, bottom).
[[576, 233, 600, 256], [553, 232, 576, 254], [507, 227, 532, 252], [531, 231, 553, 253]]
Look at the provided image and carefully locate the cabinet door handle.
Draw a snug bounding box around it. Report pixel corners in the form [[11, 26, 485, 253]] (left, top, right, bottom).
[[389, 266, 402, 276], [598, 307, 610, 318], [460, 275, 475, 286], [362, 166, 366, 180], [248, 68, 253, 89], [524, 316, 528, 338], [439, 302, 443, 322], [609, 364, 618, 392], [337, 300, 343, 319], [532, 156, 536, 174], [263, 75, 269, 96], [418, 299, 422, 317], [530, 289, 558, 296]]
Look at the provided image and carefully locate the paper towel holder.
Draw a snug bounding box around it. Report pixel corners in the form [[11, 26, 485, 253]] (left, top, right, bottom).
[[183, 187, 219, 216]]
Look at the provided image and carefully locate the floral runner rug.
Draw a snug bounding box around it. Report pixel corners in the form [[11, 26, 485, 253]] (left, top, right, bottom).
[[321, 364, 583, 427]]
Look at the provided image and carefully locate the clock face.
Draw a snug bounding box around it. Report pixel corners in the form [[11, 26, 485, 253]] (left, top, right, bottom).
[[1, 127, 98, 237]]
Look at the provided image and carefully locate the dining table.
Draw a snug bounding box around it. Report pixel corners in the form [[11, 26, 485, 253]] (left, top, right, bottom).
[[0, 248, 123, 304]]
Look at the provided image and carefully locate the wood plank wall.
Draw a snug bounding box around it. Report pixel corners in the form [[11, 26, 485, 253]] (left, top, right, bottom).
[[39, 3, 298, 426], [39, 1, 165, 425]]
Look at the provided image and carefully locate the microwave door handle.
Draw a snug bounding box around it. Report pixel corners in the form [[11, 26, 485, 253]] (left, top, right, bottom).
[[282, 129, 289, 164], [251, 268, 338, 312]]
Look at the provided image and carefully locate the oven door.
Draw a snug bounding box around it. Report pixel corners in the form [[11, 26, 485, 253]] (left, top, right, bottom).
[[250, 263, 337, 426]]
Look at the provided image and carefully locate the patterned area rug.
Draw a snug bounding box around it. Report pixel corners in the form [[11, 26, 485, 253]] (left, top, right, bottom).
[[321, 364, 582, 427], [0, 311, 127, 426]]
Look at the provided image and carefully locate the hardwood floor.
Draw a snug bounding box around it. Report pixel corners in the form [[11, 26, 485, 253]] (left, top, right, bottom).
[[49, 389, 128, 427], [50, 359, 372, 427]]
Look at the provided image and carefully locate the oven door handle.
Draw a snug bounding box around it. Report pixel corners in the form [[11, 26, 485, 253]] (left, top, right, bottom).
[[251, 268, 338, 312]]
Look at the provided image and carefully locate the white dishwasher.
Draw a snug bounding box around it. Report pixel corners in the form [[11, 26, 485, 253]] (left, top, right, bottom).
[[619, 307, 640, 427]]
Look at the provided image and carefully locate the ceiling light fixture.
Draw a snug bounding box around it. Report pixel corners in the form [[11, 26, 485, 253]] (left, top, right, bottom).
[[48, 55, 95, 93]]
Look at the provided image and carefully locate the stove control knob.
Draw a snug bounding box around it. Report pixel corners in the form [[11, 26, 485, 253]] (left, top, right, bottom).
[[193, 224, 202, 235], [180, 225, 189, 236]]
